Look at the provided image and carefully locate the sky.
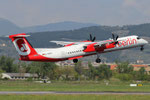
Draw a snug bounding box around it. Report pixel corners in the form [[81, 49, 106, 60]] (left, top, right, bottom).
[[0, 0, 150, 27]]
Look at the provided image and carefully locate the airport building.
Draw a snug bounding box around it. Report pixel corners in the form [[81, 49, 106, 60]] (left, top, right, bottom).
[[1, 73, 38, 80]]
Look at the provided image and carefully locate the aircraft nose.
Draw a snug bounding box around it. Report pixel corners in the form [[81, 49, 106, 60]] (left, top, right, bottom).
[[143, 39, 148, 44]]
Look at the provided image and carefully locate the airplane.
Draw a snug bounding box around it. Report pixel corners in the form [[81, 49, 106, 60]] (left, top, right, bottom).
[[9, 33, 148, 63]]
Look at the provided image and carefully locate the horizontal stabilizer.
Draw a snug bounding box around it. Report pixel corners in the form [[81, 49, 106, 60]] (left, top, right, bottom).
[[9, 33, 30, 38]]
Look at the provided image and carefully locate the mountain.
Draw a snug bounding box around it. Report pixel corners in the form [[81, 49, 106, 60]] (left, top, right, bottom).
[[0, 18, 99, 35], [123, 23, 150, 37], [24, 21, 98, 33], [0, 18, 22, 35]]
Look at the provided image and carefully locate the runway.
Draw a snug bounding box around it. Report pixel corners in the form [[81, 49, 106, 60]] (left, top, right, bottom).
[[0, 91, 150, 95]]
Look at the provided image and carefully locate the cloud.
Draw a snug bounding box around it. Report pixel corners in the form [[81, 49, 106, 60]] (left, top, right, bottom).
[[123, 0, 150, 16], [1, 0, 150, 26], [123, 0, 137, 7]]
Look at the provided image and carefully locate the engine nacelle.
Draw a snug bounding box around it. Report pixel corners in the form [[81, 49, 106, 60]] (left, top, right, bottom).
[[83, 43, 96, 52]]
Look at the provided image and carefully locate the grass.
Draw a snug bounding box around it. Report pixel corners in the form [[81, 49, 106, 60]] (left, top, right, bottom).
[[0, 80, 150, 92], [0, 94, 149, 100], [0, 80, 150, 100]]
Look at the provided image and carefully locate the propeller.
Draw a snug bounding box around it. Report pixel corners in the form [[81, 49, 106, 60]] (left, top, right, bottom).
[[88, 34, 96, 42], [112, 33, 119, 45]]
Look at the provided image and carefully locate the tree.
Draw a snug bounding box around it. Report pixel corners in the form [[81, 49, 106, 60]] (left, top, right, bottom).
[[28, 62, 42, 78], [139, 67, 146, 75], [54, 67, 63, 80], [74, 61, 84, 76], [97, 64, 112, 80], [116, 62, 133, 73], [61, 66, 77, 80], [115, 73, 132, 81], [0, 56, 17, 73], [45, 62, 58, 80], [137, 67, 149, 81], [0, 68, 4, 79], [87, 62, 97, 80], [29, 62, 58, 80], [17, 62, 28, 73]]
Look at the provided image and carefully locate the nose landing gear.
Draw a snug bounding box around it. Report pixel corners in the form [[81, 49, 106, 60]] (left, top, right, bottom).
[[140, 46, 144, 51]]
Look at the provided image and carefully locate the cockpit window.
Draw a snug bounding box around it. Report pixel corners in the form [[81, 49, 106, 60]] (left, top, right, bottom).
[[137, 37, 141, 40]]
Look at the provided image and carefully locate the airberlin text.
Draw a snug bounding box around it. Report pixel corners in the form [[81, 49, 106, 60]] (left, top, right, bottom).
[[117, 38, 137, 47]]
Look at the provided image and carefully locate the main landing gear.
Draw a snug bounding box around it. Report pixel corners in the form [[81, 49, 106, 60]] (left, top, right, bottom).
[[96, 58, 101, 63], [73, 59, 78, 63], [95, 53, 101, 63]]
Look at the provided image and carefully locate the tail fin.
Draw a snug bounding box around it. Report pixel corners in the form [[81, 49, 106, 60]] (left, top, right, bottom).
[[9, 33, 37, 60]]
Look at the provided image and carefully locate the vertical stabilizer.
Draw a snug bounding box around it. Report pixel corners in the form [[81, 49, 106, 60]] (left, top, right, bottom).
[[9, 33, 37, 60]]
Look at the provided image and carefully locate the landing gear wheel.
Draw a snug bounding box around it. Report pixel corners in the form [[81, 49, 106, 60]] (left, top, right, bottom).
[[140, 46, 144, 51], [96, 58, 101, 63], [73, 59, 78, 63]]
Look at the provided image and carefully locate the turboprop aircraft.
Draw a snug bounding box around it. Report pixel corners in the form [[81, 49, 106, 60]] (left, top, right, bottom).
[[9, 33, 148, 63]]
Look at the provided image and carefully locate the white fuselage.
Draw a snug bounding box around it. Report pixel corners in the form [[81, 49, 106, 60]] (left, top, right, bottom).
[[35, 35, 148, 59]]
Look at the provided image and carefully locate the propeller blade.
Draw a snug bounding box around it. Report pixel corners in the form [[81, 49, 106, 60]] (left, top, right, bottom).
[[112, 34, 115, 40], [90, 34, 92, 41], [92, 37, 96, 42], [116, 35, 119, 40], [112, 34, 119, 45], [86, 34, 96, 42]]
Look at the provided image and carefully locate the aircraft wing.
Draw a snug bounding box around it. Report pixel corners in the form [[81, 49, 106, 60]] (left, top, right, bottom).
[[95, 40, 113, 46], [50, 39, 117, 49], [50, 41, 75, 46], [50, 40, 92, 46]]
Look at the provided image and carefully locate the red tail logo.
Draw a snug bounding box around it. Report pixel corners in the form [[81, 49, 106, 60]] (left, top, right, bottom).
[[16, 39, 28, 52], [14, 38, 31, 55]]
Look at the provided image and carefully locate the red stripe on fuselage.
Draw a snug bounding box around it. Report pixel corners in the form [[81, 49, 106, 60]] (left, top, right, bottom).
[[20, 54, 68, 62]]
